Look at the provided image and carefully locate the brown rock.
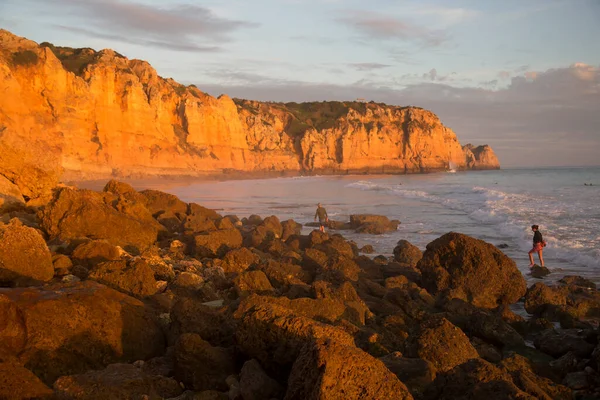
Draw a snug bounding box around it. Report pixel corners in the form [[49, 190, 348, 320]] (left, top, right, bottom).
[[233, 300, 354, 368], [500, 354, 572, 400], [350, 214, 400, 234], [380, 352, 436, 397], [39, 188, 161, 254], [407, 316, 479, 373], [0, 361, 53, 399], [174, 333, 236, 392], [0, 218, 53, 286], [233, 270, 275, 296], [559, 275, 596, 289], [393, 240, 423, 266], [0, 281, 165, 384], [71, 239, 122, 268], [417, 232, 526, 308], [524, 282, 568, 315], [239, 359, 283, 400], [102, 180, 142, 201], [281, 219, 302, 241], [285, 339, 413, 400], [0, 174, 25, 212], [221, 247, 259, 274], [52, 253, 73, 276], [169, 272, 205, 297], [88, 258, 158, 298], [140, 189, 188, 218], [170, 297, 234, 347], [194, 229, 243, 258], [424, 358, 535, 400], [529, 265, 551, 278], [53, 362, 183, 399], [533, 328, 595, 358]]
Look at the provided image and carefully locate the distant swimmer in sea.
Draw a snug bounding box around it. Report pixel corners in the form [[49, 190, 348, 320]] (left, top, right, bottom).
[[528, 224, 546, 267], [314, 203, 329, 233]]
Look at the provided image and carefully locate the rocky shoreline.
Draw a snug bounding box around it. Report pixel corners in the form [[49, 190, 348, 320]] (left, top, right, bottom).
[[1, 180, 599, 399]]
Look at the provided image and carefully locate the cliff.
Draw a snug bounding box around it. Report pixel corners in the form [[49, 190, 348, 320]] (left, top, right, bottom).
[[0, 30, 499, 201]]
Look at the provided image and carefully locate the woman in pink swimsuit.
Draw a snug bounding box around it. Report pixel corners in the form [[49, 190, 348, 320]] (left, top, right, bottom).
[[528, 224, 545, 267]]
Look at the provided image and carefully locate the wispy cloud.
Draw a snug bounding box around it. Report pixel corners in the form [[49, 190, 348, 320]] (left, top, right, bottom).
[[337, 10, 447, 46], [409, 6, 480, 27], [29, 0, 257, 51], [348, 63, 391, 71]]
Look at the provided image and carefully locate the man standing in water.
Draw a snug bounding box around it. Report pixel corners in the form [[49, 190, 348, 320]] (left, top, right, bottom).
[[528, 224, 545, 267], [314, 203, 329, 232]]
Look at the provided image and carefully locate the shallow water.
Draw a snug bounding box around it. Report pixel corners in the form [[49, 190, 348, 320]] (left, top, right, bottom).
[[131, 166, 599, 288]]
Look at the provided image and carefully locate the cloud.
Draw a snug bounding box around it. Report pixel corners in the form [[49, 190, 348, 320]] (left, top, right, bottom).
[[410, 6, 480, 27], [349, 63, 391, 71], [497, 71, 511, 79], [31, 0, 257, 51], [195, 63, 600, 167], [337, 10, 447, 46]]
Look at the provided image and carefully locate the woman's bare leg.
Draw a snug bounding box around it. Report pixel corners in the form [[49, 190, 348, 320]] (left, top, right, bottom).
[[528, 250, 535, 266], [538, 250, 544, 267]]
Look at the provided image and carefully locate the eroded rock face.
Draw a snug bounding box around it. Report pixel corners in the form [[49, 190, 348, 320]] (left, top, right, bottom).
[[39, 188, 162, 254], [0, 361, 53, 399], [0, 218, 53, 286], [417, 232, 526, 308], [285, 339, 413, 400], [0, 174, 25, 212], [0, 29, 499, 183], [0, 281, 165, 384], [53, 363, 183, 400]]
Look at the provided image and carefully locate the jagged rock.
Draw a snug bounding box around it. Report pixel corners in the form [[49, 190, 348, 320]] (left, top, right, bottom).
[[500, 354, 572, 400], [71, 239, 122, 268], [530, 265, 551, 278], [0, 281, 165, 384], [0, 218, 53, 286], [53, 363, 183, 399], [350, 214, 400, 234], [281, 219, 302, 241], [52, 253, 73, 276], [380, 352, 436, 397], [533, 328, 596, 358], [315, 255, 361, 285], [524, 282, 568, 316], [194, 229, 243, 258], [559, 275, 596, 289], [423, 358, 536, 400], [170, 297, 235, 347], [393, 240, 423, 266], [258, 259, 311, 289], [471, 336, 503, 363], [360, 244, 375, 254], [220, 247, 259, 274], [140, 189, 188, 218], [146, 256, 176, 281], [169, 272, 205, 297], [417, 232, 526, 308], [233, 300, 354, 368], [0, 361, 53, 399], [233, 270, 275, 296], [315, 235, 358, 259], [562, 371, 589, 390], [174, 333, 236, 392], [406, 316, 479, 373], [285, 339, 413, 400], [102, 180, 143, 202], [0, 174, 25, 212], [239, 359, 283, 400], [88, 258, 158, 298], [39, 188, 162, 254]]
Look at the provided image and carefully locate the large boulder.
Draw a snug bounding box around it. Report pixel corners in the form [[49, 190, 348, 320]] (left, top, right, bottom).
[[0, 174, 25, 212], [174, 333, 236, 392], [285, 339, 413, 400], [524, 282, 568, 316], [350, 214, 400, 234], [380, 353, 436, 398], [39, 188, 162, 254], [239, 359, 283, 400], [0, 281, 165, 384], [233, 300, 354, 369], [423, 358, 536, 400], [139, 189, 188, 218], [500, 354, 572, 400], [533, 328, 595, 358], [88, 259, 158, 298], [220, 247, 259, 274], [406, 316, 479, 373], [0, 361, 53, 399], [417, 232, 526, 308], [0, 218, 53, 286], [53, 363, 183, 400], [393, 240, 423, 266], [194, 229, 243, 258], [170, 297, 235, 347], [71, 239, 122, 269]]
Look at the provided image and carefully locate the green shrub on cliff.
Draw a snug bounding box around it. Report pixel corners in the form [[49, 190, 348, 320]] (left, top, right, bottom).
[[11, 50, 38, 67], [40, 42, 99, 76]]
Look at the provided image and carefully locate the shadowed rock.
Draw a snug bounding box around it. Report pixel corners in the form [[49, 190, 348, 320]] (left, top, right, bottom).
[[393, 239, 423, 266], [0, 361, 53, 399], [239, 359, 283, 400], [0, 218, 53, 286], [285, 338, 413, 400], [417, 232, 526, 309]]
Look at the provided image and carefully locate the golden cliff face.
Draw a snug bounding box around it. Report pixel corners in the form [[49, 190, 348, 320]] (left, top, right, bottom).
[[0, 30, 499, 198]]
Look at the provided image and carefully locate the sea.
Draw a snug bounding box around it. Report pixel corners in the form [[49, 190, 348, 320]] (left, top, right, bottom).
[[126, 167, 600, 287]]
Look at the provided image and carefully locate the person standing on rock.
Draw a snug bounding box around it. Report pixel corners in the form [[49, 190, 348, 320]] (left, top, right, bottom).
[[314, 203, 329, 232], [528, 224, 545, 267]]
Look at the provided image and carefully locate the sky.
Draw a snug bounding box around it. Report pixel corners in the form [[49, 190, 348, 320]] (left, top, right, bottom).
[[1, 0, 599, 167]]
